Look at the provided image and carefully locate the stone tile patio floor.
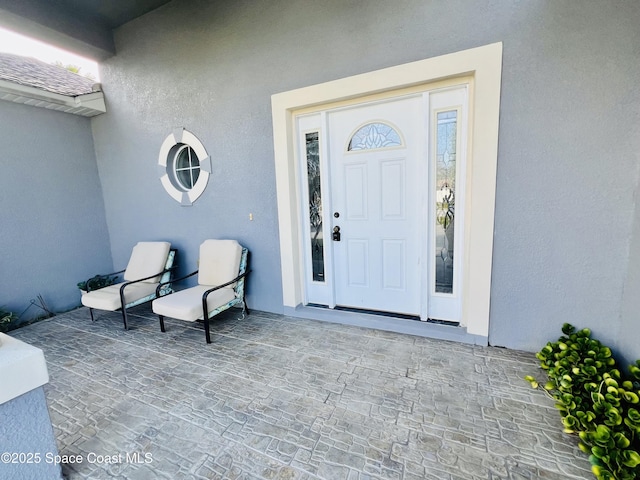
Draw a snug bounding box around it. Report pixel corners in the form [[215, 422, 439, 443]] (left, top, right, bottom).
[[10, 306, 592, 480]]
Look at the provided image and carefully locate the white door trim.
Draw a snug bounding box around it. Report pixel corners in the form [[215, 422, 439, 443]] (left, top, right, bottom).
[[271, 42, 502, 339]]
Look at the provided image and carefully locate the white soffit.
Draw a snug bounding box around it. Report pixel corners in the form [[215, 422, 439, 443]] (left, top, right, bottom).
[[0, 79, 106, 117]]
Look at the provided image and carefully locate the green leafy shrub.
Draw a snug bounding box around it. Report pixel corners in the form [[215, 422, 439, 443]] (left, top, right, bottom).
[[526, 323, 640, 480], [0, 307, 18, 333], [77, 274, 118, 292]]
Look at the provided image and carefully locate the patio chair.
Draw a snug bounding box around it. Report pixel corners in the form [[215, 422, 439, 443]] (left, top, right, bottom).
[[152, 239, 249, 344], [81, 241, 176, 330]]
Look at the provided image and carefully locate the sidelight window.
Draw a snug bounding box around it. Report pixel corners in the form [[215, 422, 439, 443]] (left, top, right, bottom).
[[306, 132, 325, 282], [434, 110, 457, 294]]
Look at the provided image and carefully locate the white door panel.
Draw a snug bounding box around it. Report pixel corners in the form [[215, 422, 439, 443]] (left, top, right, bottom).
[[381, 160, 405, 219], [329, 96, 424, 314], [346, 239, 369, 287], [344, 164, 367, 220]]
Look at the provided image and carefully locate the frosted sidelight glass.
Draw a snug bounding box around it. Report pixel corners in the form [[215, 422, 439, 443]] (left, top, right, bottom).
[[435, 111, 457, 294], [306, 132, 325, 282]]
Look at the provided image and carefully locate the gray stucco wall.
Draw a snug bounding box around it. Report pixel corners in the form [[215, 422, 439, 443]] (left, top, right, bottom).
[[0, 101, 111, 323], [619, 193, 640, 369], [91, 0, 640, 358], [488, 1, 640, 356], [0, 387, 62, 479]]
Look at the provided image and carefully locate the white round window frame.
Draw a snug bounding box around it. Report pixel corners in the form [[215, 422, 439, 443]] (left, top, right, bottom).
[[158, 128, 212, 206]]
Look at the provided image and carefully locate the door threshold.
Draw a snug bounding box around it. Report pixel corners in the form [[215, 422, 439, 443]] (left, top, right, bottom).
[[333, 305, 420, 321], [287, 304, 487, 345], [426, 318, 460, 327], [308, 304, 459, 326]]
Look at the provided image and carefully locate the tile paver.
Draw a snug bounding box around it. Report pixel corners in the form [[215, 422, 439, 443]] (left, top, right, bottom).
[[9, 306, 592, 479]]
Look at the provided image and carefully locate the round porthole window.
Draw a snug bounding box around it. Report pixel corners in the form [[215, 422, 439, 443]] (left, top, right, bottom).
[[173, 145, 200, 189], [158, 128, 211, 206]]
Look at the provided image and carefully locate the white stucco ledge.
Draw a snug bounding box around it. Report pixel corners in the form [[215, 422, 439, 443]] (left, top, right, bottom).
[[0, 333, 49, 405]]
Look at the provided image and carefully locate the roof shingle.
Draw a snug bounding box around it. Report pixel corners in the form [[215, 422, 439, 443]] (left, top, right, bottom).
[[0, 52, 99, 97]]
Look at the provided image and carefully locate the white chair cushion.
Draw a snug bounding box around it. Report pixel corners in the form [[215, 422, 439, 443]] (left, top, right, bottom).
[[152, 285, 236, 322], [81, 282, 159, 311], [124, 241, 171, 283], [197, 240, 242, 287]]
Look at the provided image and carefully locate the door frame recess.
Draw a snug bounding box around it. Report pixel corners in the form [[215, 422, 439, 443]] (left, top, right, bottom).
[[271, 43, 502, 341]]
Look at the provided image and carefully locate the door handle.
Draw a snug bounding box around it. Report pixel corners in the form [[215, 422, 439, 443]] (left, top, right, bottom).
[[332, 226, 341, 241]]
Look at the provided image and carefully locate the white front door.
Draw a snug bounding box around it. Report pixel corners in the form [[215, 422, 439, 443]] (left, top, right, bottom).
[[327, 96, 425, 315], [297, 87, 467, 322]]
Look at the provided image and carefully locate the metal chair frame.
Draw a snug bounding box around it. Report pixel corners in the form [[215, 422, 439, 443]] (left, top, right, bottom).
[[155, 248, 249, 343], [85, 248, 178, 329]]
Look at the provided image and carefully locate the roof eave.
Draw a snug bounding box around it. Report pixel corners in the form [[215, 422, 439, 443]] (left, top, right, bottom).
[[0, 78, 106, 117]]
